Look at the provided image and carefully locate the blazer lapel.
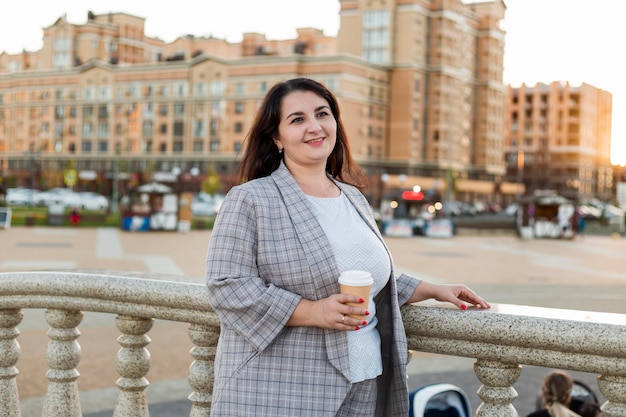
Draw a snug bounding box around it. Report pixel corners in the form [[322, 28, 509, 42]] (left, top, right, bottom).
[[271, 163, 351, 380]]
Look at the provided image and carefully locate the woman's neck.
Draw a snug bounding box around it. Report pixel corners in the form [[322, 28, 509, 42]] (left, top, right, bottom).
[[287, 165, 340, 198]]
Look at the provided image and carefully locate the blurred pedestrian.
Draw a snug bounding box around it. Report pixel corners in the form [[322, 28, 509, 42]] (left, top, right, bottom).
[[70, 207, 81, 227], [528, 370, 582, 417]]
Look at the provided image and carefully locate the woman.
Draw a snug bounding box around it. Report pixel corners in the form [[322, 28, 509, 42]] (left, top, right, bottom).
[[528, 370, 583, 417], [205, 78, 490, 416]]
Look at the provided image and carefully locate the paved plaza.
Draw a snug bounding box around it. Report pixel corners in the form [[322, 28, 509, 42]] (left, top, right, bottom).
[[1, 227, 624, 416]]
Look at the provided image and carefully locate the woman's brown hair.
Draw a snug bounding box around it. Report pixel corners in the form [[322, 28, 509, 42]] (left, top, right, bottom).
[[236, 78, 367, 189]]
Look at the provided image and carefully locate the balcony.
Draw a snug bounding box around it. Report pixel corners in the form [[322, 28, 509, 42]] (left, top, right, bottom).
[[0, 270, 624, 417]]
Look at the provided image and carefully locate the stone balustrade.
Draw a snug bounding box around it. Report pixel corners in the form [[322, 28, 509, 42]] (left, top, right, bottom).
[[0, 270, 625, 417]]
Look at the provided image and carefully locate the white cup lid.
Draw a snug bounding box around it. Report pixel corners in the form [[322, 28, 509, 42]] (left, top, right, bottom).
[[338, 270, 373, 286]]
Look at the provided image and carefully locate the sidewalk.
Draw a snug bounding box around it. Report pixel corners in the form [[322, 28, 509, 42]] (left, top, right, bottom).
[[2, 227, 624, 416]]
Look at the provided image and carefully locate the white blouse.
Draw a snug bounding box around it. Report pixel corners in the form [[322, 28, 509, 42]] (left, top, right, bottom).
[[307, 192, 391, 383]]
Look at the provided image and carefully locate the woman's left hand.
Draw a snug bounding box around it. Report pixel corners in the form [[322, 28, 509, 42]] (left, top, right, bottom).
[[407, 280, 491, 310]]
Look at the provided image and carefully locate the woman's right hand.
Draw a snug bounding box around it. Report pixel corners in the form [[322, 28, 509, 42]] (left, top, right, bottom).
[[287, 294, 368, 330]]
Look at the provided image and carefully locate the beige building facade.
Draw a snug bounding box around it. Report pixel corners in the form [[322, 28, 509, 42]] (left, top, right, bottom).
[[504, 81, 613, 202], [1, 1, 533, 208]]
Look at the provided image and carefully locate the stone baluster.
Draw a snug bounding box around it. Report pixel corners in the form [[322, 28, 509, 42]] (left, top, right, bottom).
[[0, 309, 24, 417], [187, 323, 220, 417], [41, 309, 84, 417], [474, 359, 522, 417], [113, 315, 153, 417], [597, 374, 626, 417]]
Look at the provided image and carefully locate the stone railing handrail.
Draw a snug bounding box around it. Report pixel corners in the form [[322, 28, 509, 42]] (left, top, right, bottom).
[[0, 271, 625, 417]]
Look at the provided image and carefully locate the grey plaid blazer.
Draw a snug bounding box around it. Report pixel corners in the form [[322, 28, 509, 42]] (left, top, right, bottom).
[[205, 162, 420, 416]]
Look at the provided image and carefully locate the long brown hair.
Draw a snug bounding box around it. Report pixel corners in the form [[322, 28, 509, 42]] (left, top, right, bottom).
[[541, 370, 574, 406], [236, 78, 367, 189]]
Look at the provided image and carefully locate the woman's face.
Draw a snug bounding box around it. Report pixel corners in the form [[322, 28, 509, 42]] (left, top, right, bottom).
[[273, 90, 337, 171]]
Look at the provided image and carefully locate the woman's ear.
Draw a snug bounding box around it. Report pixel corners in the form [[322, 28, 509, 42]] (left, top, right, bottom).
[[273, 138, 282, 152]]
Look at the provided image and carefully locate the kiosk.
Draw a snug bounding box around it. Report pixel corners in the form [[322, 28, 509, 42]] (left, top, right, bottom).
[[121, 182, 179, 231]]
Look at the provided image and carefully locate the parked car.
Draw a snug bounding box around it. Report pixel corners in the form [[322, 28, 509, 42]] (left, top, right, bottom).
[[77, 192, 109, 211], [191, 192, 224, 216], [35, 187, 75, 207], [6, 188, 40, 206]]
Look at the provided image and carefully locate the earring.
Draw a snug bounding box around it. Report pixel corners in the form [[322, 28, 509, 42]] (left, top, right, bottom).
[[278, 147, 283, 154]]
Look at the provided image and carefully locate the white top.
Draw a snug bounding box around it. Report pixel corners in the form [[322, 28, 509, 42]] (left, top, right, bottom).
[[307, 192, 391, 383]]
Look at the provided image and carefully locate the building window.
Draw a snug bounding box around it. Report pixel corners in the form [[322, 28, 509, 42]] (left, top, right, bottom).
[[97, 123, 109, 139], [234, 142, 242, 152], [194, 83, 207, 97], [174, 103, 185, 115], [81, 140, 93, 153], [234, 122, 243, 133], [53, 37, 71, 68], [173, 141, 183, 152], [235, 83, 244, 95], [193, 120, 205, 137], [160, 104, 168, 116], [211, 101, 223, 117], [235, 102, 244, 114], [97, 140, 108, 152], [82, 122, 93, 138], [210, 81, 226, 96], [362, 10, 390, 64], [193, 140, 204, 152], [143, 121, 153, 138], [83, 106, 93, 118], [174, 82, 188, 97], [159, 143, 167, 153], [160, 123, 167, 134], [98, 105, 108, 119], [99, 86, 111, 100], [210, 140, 220, 151], [173, 121, 184, 136]]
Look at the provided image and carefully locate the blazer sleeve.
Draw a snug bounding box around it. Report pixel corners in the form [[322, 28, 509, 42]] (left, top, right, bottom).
[[205, 186, 302, 351], [395, 273, 421, 305]]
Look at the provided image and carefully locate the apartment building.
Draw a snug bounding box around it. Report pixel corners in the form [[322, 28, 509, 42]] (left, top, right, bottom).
[[504, 81, 613, 202], [0, 0, 517, 207]]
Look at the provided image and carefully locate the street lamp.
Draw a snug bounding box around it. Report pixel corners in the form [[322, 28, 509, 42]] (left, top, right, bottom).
[[111, 143, 121, 214]]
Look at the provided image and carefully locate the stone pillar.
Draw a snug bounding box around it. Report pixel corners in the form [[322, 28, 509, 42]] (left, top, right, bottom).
[[41, 309, 84, 417], [113, 315, 153, 417], [597, 374, 626, 417], [474, 359, 521, 417], [187, 323, 219, 417], [0, 309, 23, 417]]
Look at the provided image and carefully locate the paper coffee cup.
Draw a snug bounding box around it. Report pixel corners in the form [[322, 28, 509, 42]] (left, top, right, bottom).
[[338, 270, 373, 318]]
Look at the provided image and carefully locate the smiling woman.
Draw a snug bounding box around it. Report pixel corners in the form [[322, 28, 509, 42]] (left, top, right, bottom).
[[204, 78, 490, 417]]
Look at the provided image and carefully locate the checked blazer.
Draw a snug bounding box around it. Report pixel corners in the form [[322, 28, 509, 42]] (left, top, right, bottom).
[[205, 162, 421, 416]]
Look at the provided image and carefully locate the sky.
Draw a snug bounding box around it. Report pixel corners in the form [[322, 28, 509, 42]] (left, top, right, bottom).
[[1, 0, 624, 165]]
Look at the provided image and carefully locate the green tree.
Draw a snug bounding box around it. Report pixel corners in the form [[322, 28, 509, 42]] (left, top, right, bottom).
[[202, 166, 221, 196]]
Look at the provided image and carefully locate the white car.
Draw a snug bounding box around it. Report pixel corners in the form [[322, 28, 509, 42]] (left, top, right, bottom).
[[35, 187, 75, 207], [191, 193, 224, 216], [6, 188, 40, 206], [77, 192, 109, 211]]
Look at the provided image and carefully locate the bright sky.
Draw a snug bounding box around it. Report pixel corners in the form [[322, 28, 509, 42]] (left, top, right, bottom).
[[1, 0, 624, 165]]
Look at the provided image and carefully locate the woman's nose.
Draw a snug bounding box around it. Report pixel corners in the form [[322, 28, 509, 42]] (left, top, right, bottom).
[[307, 119, 322, 132]]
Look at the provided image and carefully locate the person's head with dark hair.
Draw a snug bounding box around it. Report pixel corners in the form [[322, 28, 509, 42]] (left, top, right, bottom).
[[578, 402, 602, 417], [541, 370, 574, 406], [236, 77, 366, 189]]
